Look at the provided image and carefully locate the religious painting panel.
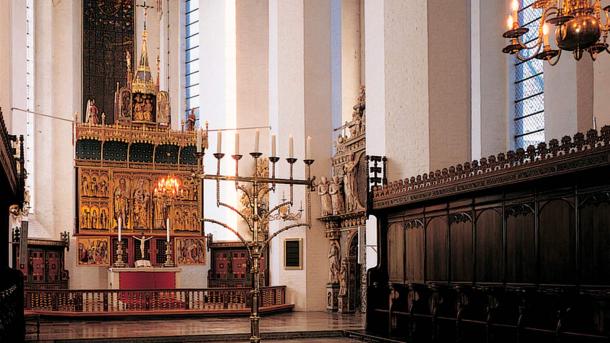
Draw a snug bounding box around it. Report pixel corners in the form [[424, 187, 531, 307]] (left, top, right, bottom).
[[156, 91, 170, 126], [78, 167, 200, 236], [175, 237, 206, 265], [77, 237, 110, 266], [117, 87, 132, 123], [132, 93, 156, 123]]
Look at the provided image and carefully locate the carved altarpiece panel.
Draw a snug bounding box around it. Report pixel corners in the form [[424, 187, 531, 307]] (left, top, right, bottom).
[[83, 0, 134, 124]]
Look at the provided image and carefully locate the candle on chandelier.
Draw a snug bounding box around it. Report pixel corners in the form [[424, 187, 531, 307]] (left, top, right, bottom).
[[306, 136, 312, 160], [288, 135, 294, 158], [507, 15, 514, 31], [542, 23, 550, 47], [166, 218, 170, 242], [196, 128, 202, 153], [235, 132, 240, 155], [511, 0, 519, 26], [118, 217, 122, 241], [217, 131, 222, 153], [271, 134, 277, 156], [254, 129, 260, 152]]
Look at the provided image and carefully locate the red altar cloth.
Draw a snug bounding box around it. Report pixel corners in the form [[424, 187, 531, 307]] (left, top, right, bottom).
[[119, 271, 176, 289]]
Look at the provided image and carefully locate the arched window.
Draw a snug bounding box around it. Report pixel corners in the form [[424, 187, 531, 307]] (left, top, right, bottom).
[[514, 0, 545, 148], [185, 0, 200, 122]]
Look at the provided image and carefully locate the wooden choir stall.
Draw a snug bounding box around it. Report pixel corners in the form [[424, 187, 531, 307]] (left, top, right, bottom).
[[367, 128, 610, 342]]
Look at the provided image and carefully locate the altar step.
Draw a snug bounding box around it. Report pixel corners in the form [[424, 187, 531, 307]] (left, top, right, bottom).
[[34, 329, 346, 342]]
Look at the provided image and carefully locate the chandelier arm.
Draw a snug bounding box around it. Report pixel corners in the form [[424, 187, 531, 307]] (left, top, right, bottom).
[[261, 223, 310, 252], [263, 201, 293, 222], [202, 218, 253, 260], [236, 184, 253, 208], [218, 201, 254, 230], [548, 49, 562, 66]]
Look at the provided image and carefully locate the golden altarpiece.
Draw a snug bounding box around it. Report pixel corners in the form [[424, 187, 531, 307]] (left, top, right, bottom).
[[75, 16, 206, 272], [317, 88, 371, 313]]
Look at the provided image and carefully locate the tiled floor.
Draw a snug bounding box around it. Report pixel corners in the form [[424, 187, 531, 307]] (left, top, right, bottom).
[[26, 311, 364, 342]]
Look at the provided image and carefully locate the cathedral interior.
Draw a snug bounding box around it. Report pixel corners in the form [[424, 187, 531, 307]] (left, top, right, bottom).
[[2, 0, 610, 342]]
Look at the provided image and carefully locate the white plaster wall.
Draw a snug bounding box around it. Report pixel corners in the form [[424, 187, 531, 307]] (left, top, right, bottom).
[[384, 0, 429, 179]]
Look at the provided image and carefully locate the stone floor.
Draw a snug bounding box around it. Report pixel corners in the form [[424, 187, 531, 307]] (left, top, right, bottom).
[[26, 311, 365, 342]]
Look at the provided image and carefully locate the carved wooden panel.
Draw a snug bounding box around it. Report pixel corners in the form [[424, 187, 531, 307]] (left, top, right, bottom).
[[450, 217, 473, 282], [405, 225, 424, 282], [579, 195, 610, 284], [475, 208, 503, 282], [506, 207, 536, 283], [387, 223, 404, 283], [83, 0, 134, 124], [539, 199, 576, 284], [426, 216, 448, 282]]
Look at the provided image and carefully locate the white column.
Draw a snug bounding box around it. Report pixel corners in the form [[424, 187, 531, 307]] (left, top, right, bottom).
[[167, 0, 182, 130], [199, 0, 238, 240], [363, 0, 384, 271], [304, 0, 333, 311], [545, 58, 594, 139], [0, 1, 12, 128], [268, 0, 307, 310], [471, 0, 510, 159], [594, 59, 610, 128]]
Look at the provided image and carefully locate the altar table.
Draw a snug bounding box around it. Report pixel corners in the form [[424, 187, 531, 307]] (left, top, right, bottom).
[[108, 267, 181, 290]]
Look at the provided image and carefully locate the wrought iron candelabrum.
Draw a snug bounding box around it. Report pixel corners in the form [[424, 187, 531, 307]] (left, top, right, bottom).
[[193, 143, 315, 343]]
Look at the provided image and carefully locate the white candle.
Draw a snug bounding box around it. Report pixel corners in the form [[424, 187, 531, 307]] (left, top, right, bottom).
[[118, 217, 122, 241], [511, 0, 518, 26], [271, 134, 277, 156], [235, 132, 240, 155], [306, 136, 312, 159], [254, 129, 260, 152], [288, 135, 294, 158], [196, 128, 202, 152], [166, 218, 170, 242], [217, 131, 222, 153], [507, 15, 513, 31]]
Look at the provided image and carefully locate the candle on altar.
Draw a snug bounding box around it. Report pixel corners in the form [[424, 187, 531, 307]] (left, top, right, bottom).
[[118, 217, 122, 241], [166, 218, 170, 242], [196, 128, 202, 152], [271, 134, 277, 156], [288, 135, 294, 158], [235, 132, 240, 155], [306, 136, 312, 159], [254, 129, 260, 152], [217, 131, 222, 153]]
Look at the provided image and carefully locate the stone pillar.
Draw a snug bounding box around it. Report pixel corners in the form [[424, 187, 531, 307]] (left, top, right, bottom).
[[0, 0, 12, 128], [471, 0, 510, 158], [545, 57, 594, 139], [304, 0, 334, 312], [167, 0, 182, 130], [594, 59, 610, 128]]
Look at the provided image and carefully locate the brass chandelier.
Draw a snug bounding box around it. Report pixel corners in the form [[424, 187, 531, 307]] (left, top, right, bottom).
[[502, 0, 610, 65]]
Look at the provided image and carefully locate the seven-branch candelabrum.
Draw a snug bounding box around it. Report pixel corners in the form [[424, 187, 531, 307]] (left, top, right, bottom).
[[502, 0, 610, 65], [193, 129, 314, 343]]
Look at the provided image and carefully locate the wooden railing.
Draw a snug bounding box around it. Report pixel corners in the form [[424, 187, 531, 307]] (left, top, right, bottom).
[[24, 286, 289, 316]]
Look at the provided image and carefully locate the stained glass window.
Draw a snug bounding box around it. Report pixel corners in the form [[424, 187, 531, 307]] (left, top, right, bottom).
[[185, 0, 200, 122], [514, 0, 545, 148]]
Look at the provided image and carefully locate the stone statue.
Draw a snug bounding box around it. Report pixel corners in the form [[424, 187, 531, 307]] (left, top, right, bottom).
[[82, 176, 89, 196], [86, 99, 99, 125], [343, 153, 364, 213], [156, 91, 170, 125], [317, 176, 332, 217], [328, 240, 341, 284], [113, 178, 129, 227], [134, 233, 153, 261], [100, 208, 108, 229], [185, 109, 196, 131], [91, 208, 98, 229], [329, 176, 345, 215], [339, 258, 348, 297], [132, 179, 150, 229]]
